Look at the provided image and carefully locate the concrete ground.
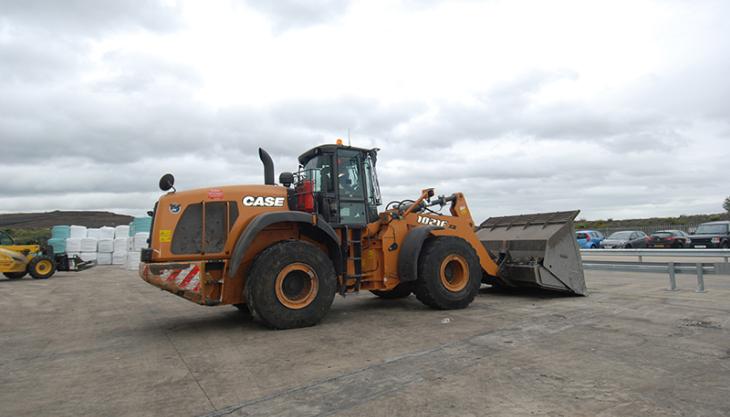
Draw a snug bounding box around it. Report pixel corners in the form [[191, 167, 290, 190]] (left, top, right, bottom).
[[1, 267, 729, 417]]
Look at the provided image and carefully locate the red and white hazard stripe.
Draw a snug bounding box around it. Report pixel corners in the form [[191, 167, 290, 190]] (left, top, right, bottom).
[[158, 265, 201, 293]]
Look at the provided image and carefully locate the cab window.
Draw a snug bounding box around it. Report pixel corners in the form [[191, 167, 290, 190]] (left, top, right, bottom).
[[303, 155, 334, 193], [337, 151, 364, 199]]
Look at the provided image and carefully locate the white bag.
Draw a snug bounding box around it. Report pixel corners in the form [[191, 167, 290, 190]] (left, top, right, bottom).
[[133, 233, 149, 251], [112, 251, 127, 265], [113, 238, 128, 252], [69, 225, 87, 239], [79, 252, 97, 262], [126, 251, 141, 270], [99, 226, 116, 240], [86, 228, 102, 239], [65, 238, 82, 253], [97, 238, 114, 253], [80, 238, 98, 252], [97, 252, 112, 265], [114, 225, 130, 238]]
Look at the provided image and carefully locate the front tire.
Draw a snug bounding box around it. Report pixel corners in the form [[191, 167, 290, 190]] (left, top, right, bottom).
[[414, 236, 481, 310], [3, 271, 26, 280], [245, 241, 336, 329], [28, 256, 55, 279]]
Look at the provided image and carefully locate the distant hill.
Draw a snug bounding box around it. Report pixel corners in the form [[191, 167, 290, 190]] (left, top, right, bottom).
[[576, 212, 730, 234], [0, 211, 134, 229]]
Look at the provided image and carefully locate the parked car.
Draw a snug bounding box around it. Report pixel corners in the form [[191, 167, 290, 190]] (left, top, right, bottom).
[[575, 230, 604, 249], [600, 230, 650, 249], [648, 230, 691, 248], [689, 221, 730, 249]]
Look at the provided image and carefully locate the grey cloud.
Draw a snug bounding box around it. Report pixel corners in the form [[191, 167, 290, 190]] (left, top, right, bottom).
[[1, 1, 730, 220], [0, 0, 183, 36], [243, 0, 352, 32]]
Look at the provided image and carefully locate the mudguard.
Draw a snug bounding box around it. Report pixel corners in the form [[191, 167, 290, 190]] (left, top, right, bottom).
[[397, 226, 440, 283], [227, 211, 342, 278]]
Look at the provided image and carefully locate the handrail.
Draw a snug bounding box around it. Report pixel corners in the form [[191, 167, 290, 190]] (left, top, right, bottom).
[[581, 248, 730, 263], [581, 250, 730, 292]]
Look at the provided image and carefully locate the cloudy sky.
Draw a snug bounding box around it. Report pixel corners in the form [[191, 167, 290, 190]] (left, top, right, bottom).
[[1, 0, 728, 221]]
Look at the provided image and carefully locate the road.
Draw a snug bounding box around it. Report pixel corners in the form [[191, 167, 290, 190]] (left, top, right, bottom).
[[1, 267, 729, 417]]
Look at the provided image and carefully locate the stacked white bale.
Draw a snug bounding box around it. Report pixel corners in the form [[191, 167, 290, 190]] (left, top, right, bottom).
[[97, 238, 114, 253], [126, 251, 141, 271], [133, 232, 149, 251], [113, 237, 128, 252], [86, 228, 102, 239], [69, 225, 87, 238], [99, 226, 116, 240], [97, 252, 113, 265], [125, 232, 148, 270], [80, 237, 98, 262], [66, 238, 82, 253], [80, 237, 97, 252], [113, 252, 127, 265], [79, 252, 97, 262], [114, 225, 130, 238], [113, 237, 128, 266]]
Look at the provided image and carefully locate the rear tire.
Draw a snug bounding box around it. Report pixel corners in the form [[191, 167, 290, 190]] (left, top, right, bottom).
[[3, 271, 26, 280], [245, 241, 336, 329], [414, 236, 481, 310], [28, 256, 55, 279], [370, 282, 413, 299]]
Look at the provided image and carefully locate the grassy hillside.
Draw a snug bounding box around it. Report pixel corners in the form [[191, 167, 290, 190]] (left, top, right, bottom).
[[0, 210, 133, 228], [576, 212, 730, 232], [0, 211, 135, 245]]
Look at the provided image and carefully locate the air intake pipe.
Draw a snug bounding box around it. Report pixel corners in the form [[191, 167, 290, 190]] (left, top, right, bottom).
[[258, 148, 275, 185]]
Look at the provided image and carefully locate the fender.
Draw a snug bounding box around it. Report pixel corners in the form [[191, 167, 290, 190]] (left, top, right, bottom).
[[227, 211, 342, 278], [397, 226, 441, 283]]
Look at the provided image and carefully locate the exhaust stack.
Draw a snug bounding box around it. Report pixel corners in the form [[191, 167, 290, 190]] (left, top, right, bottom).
[[477, 210, 586, 295], [258, 148, 275, 185]]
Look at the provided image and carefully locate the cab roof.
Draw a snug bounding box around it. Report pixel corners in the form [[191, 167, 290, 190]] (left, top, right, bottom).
[[298, 144, 378, 166]]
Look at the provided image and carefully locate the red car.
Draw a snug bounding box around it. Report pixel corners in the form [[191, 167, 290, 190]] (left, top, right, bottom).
[[648, 230, 691, 248]]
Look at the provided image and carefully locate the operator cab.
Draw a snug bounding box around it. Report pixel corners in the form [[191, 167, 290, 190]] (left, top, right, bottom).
[[0, 231, 14, 246], [294, 143, 382, 226]]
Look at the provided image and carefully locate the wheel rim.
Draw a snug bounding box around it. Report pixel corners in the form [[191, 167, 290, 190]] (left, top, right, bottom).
[[439, 255, 469, 292], [35, 259, 53, 275], [275, 263, 318, 310]]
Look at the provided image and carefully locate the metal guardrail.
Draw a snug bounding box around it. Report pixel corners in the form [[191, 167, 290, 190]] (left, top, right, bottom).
[[580, 248, 730, 292]]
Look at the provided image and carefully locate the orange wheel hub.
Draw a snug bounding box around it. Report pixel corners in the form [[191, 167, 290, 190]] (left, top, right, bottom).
[[439, 255, 469, 292], [274, 263, 319, 310]]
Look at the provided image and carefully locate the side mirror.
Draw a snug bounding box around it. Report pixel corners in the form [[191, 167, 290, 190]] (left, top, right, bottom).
[[279, 172, 294, 188], [159, 173, 175, 192]]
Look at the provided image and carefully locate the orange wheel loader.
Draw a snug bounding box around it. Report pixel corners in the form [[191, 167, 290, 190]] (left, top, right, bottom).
[[139, 142, 585, 329]]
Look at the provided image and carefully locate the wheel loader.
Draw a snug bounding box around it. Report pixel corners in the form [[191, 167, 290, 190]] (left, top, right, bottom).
[[0, 231, 95, 280], [139, 141, 585, 329]]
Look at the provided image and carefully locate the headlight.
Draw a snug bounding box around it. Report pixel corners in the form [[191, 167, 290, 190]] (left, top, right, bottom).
[[711, 237, 720, 243]]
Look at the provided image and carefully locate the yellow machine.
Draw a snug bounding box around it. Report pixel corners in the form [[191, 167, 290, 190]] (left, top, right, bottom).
[[0, 231, 56, 279], [139, 143, 585, 329]]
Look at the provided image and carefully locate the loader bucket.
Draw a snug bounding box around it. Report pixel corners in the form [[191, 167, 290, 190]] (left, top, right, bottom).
[[476, 210, 586, 295]]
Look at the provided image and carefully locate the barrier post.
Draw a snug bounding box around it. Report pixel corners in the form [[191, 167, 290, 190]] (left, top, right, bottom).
[[666, 262, 678, 291], [695, 263, 706, 293]]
